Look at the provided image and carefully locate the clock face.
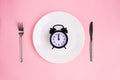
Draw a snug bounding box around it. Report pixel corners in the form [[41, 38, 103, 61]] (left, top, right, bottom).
[[50, 31, 68, 48]]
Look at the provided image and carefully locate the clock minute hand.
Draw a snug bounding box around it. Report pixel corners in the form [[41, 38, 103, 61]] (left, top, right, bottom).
[[58, 33, 60, 40]]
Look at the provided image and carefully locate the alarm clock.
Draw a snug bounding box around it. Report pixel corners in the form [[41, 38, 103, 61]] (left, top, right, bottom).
[[49, 24, 68, 49]]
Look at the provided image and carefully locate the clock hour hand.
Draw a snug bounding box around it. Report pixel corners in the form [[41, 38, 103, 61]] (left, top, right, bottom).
[[58, 33, 60, 40]]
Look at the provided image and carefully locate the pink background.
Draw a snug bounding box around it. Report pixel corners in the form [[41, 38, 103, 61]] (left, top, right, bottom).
[[0, 0, 120, 80]]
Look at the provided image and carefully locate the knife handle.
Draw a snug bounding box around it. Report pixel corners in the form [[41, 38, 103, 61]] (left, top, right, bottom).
[[90, 41, 93, 61]]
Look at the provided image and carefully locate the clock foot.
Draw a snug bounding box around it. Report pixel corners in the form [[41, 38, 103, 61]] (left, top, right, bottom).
[[64, 47, 66, 49], [52, 47, 54, 49]]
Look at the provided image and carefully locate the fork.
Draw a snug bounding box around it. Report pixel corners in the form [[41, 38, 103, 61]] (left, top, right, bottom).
[[18, 22, 24, 63]]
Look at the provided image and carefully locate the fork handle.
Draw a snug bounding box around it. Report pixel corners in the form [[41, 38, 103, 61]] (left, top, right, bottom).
[[19, 36, 23, 63]]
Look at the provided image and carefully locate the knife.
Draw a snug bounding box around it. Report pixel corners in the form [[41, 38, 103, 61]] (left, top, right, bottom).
[[89, 21, 93, 61]]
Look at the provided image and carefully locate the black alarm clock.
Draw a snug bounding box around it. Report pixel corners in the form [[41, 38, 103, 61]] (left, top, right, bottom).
[[49, 24, 68, 49]]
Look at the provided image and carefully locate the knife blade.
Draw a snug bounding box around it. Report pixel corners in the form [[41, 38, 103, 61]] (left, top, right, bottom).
[[89, 21, 93, 61]]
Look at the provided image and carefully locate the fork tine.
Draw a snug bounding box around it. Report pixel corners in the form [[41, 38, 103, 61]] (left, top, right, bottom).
[[18, 22, 24, 31], [18, 22, 24, 34]]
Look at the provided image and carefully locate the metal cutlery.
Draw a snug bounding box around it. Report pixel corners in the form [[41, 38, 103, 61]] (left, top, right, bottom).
[[89, 21, 93, 62], [18, 22, 24, 63]]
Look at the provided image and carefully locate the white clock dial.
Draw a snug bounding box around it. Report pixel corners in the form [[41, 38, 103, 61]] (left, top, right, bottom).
[[50, 32, 68, 48]]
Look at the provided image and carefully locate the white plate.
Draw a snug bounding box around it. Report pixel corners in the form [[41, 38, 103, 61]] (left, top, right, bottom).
[[33, 11, 85, 63]]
